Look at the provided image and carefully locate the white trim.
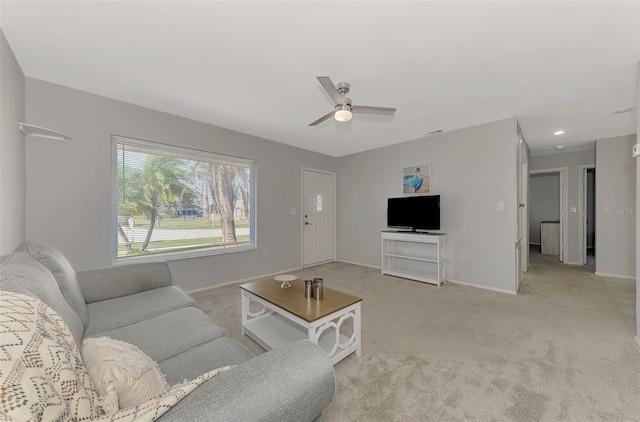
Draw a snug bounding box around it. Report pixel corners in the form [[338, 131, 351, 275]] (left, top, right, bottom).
[[595, 272, 636, 280], [113, 243, 256, 266], [515, 123, 529, 291], [338, 259, 381, 270], [186, 266, 302, 294], [530, 168, 569, 263], [111, 135, 255, 165], [446, 278, 517, 295]]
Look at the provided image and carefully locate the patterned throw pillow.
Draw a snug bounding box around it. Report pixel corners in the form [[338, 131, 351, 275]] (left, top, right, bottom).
[[1, 291, 235, 422], [0, 291, 101, 421], [81, 337, 170, 412]]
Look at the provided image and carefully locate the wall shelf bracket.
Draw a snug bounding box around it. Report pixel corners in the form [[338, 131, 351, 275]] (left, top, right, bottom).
[[18, 122, 72, 141]]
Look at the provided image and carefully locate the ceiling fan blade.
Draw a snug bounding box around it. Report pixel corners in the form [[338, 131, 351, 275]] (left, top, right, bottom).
[[352, 105, 396, 116], [309, 111, 335, 126], [317, 76, 346, 106]]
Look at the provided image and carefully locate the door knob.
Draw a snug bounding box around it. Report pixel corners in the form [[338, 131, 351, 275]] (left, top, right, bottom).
[[305, 221, 312, 225]]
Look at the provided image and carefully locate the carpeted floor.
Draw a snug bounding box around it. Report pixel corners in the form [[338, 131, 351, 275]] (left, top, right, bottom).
[[191, 252, 639, 422]]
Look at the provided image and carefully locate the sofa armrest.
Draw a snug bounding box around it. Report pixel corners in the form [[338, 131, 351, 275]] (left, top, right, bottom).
[[159, 340, 336, 422], [76, 262, 172, 303]]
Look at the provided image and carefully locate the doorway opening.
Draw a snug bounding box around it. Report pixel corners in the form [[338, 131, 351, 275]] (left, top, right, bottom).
[[581, 166, 596, 266], [529, 168, 568, 263]]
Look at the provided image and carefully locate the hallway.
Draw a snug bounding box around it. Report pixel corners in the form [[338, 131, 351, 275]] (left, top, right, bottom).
[[526, 246, 636, 328]]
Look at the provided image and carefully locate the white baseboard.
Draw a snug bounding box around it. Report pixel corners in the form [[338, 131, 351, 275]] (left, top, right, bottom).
[[595, 272, 636, 280], [446, 278, 517, 295], [564, 261, 583, 266], [186, 266, 302, 294], [337, 259, 381, 270]]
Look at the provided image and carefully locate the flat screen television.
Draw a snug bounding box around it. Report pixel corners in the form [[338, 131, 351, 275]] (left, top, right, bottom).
[[387, 195, 440, 232]]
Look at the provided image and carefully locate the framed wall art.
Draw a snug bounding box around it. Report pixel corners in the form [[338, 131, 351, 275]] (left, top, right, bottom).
[[403, 164, 431, 194]]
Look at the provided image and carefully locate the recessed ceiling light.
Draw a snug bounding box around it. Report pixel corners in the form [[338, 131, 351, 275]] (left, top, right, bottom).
[[554, 130, 565, 136], [556, 145, 564, 150]]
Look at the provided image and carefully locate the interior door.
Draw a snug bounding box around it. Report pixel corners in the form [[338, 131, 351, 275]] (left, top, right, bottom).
[[303, 169, 336, 267], [521, 159, 529, 271], [582, 167, 588, 264], [559, 171, 565, 262]]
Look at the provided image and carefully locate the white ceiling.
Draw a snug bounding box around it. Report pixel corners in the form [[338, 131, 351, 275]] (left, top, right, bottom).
[[1, 1, 638, 157]]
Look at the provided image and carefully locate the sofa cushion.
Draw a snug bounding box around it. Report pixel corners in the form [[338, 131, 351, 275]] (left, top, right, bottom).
[[82, 337, 170, 411], [159, 337, 255, 385], [78, 262, 173, 304], [86, 307, 227, 364], [23, 240, 89, 329], [84, 286, 196, 335], [0, 251, 85, 346]]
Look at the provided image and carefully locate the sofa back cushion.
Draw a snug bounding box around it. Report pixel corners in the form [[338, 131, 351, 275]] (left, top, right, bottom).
[[23, 240, 89, 329], [0, 250, 85, 346], [78, 261, 172, 304]]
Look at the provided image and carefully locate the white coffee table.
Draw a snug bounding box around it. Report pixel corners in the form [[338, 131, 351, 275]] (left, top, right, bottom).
[[240, 277, 362, 365]]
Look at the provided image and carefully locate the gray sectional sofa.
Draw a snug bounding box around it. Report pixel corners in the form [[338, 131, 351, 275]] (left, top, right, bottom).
[[0, 241, 336, 421]]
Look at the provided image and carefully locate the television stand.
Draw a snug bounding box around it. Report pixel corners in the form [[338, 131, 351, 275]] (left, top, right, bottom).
[[381, 231, 446, 286]]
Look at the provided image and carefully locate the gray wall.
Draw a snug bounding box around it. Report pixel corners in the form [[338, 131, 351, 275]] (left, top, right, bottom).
[[529, 149, 595, 264], [337, 117, 518, 293], [0, 31, 26, 255], [529, 173, 559, 245], [24, 79, 336, 291], [595, 134, 636, 278]]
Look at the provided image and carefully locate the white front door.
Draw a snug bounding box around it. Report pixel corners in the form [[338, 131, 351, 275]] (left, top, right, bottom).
[[303, 169, 336, 267]]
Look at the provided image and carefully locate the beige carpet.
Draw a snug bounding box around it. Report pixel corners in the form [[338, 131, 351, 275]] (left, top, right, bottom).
[[191, 253, 640, 421]]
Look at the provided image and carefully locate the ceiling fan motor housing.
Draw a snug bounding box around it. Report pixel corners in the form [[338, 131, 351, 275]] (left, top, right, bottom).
[[336, 82, 350, 96], [335, 99, 352, 112]]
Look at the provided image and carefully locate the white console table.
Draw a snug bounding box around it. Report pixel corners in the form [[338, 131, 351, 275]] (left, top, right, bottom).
[[381, 231, 446, 286]]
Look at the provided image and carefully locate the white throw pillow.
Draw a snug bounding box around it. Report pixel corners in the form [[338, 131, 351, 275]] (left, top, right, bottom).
[[81, 337, 170, 413]]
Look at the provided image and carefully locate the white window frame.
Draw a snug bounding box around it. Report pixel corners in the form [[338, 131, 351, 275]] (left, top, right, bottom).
[[111, 136, 256, 265]]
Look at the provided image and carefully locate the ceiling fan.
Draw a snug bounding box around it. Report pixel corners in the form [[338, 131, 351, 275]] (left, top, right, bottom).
[[309, 76, 396, 126]]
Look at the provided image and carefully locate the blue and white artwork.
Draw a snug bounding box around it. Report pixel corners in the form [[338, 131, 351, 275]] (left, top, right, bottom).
[[403, 164, 431, 194]]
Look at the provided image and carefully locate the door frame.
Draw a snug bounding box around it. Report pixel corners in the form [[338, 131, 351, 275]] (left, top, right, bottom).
[[520, 152, 529, 273], [529, 168, 569, 263], [301, 168, 337, 268], [579, 165, 596, 265]]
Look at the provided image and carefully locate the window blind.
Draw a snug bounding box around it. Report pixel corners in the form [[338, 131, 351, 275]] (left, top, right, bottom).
[[112, 136, 256, 262]]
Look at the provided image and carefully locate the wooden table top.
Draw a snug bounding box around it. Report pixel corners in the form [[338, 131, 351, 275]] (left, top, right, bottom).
[[240, 277, 362, 323]]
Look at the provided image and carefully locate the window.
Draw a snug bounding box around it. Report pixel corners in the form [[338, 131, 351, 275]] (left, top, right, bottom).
[[112, 136, 255, 262]]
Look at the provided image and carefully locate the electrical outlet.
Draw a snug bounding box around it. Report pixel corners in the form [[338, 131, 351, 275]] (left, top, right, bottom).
[[262, 250, 268, 258]]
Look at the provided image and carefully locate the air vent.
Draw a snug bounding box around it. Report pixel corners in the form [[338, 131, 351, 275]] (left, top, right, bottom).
[[612, 106, 634, 116], [425, 129, 443, 136]]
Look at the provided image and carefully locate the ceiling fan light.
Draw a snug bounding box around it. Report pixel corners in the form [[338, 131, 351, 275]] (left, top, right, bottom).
[[335, 109, 352, 122]]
